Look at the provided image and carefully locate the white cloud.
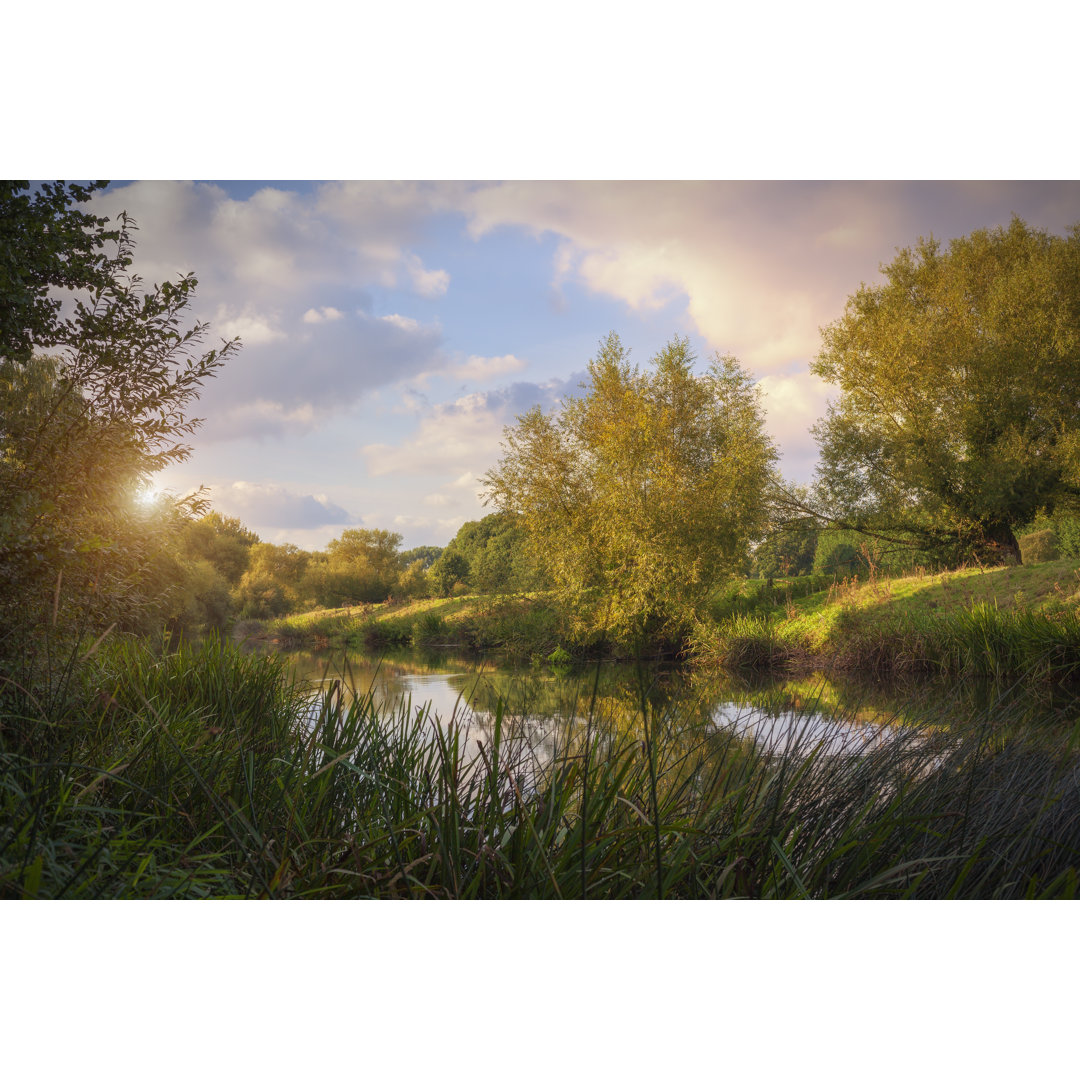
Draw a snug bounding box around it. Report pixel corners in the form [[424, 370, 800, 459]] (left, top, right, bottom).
[[449, 354, 527, 382], [201, 400, 319, 441], [380, 313, 420, 332], [302, 306, 344, 323], [361, 376, 574, 480], [88, 181, 453, 433], [458, 181, 1080, 378], [196, 309, 446, 440], [405, 253, 450, 297], [214, 306, 285, 345], [757, 371, 835, 483], [207, 480, 354, 530]]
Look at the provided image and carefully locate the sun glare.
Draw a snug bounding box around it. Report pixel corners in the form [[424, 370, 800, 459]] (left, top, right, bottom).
[[134, 483, 162, 509]]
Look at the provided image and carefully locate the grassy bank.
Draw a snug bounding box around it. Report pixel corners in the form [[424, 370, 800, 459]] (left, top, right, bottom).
[[253, 593, 572, 661], [698, 561, 1080, 683], [4, 635, 1080, 898], [242, 561, 1080, 684]]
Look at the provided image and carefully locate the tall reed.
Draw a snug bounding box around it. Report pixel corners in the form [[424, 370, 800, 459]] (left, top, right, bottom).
[[3, 637, 1079, 898]]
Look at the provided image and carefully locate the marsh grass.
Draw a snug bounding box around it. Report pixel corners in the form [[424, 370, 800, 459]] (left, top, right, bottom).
[[3, 637, 1080, 898]]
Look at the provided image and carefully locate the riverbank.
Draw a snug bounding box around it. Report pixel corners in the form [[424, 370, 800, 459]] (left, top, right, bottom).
[[698, 560, 1080, 682], [243, 560, 1080, 683], [246, 593, 565, 660]]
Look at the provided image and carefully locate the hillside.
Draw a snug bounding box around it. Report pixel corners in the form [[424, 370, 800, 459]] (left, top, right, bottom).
[[702, 560, 1080, 681]]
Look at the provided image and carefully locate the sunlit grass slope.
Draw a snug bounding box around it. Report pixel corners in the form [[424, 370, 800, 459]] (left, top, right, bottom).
[[700, 560, 1080, 681], [256, 593, 562, 660]]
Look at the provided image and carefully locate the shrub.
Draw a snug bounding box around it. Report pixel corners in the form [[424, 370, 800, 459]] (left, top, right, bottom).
[[1020, 529, 1059, 564]]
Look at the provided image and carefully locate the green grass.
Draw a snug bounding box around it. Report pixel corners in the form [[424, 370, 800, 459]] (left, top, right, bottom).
[[259, 593, 564, 660], [700, 561, 1080, 682], [4, 635, 1080, 898]]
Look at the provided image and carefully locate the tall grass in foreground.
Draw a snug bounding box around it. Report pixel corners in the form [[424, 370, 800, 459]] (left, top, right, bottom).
[[2, 637, 1079, 898]]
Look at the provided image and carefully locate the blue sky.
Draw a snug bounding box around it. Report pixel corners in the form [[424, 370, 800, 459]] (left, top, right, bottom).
[[97, 181, 1080, 550]]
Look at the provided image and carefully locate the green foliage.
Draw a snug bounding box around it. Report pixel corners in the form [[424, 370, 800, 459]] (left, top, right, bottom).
[[485, 333, 777, 644], [234, 543, 311, 618], [0, 198, 239, 660], [1056, 515, 1080, 558], [399, 545, 442, 570], [812, 529, 869, 577], [439, 513, 545, 595], [164, 512, 261, 633], [398, 558, 432, 599], [5, 635, 1080, 898], [180, 512, 259, 586], [0, 182, 118, 363], [429, 551, 471, 597], [1019, 529, 1059, 564], [751, 520, 817, 578], [547, 645, 572, 667], [318, 528, 403, 603], [410, 611, 447, 647], [812, 217, 1080, 565]]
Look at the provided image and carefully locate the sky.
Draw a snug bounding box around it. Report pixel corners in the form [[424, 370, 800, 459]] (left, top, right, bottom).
[[92, 180, 1080, 551]]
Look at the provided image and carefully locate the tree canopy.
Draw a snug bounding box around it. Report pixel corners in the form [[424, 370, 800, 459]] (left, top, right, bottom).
[[0, 185, 239, 650], [810, 217, 1080, 564], [484, 333, 777, 642], [0, 182, 118, 364]]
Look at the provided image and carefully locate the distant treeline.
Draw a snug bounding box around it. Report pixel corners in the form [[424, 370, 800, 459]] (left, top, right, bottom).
[[171, 511, 550, 632]]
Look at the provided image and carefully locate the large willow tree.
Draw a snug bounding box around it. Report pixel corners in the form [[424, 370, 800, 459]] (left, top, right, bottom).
[[812, 217, 1080, 564], [484, 333, 777, 643]]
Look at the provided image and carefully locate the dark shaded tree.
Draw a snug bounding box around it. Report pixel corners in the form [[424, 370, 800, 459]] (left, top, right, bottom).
[[0, 181, 118, 363]]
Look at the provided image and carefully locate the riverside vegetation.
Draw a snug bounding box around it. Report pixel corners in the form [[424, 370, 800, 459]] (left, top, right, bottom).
[[4, 184, 1080, 899]]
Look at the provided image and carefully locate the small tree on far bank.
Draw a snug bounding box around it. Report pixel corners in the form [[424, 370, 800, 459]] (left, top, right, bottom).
[[429, 551, 470, 597]]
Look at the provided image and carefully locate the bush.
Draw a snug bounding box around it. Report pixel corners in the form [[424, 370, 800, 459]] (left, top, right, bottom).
[[1054, 515, 1080, 559], [1020, 529, 1059, 564], [411, 612, 447, 647]]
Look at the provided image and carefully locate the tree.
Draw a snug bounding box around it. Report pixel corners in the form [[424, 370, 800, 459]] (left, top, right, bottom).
[[180, 512, 260, 586], [0, 181, 118, 364], [484, 333, 777, 642], [751, 519, 818, 578], [440, 513, 545, 594], [811, 217, 1080, 565], [233, 543, 311, 618], [0, 187, 239, 652], [399, 545, 443, 570], [325, 528, 403, 601], [428, 551, 471, 598]]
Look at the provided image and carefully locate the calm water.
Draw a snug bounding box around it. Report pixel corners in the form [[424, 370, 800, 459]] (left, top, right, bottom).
[[279, 646, 1080, 758]]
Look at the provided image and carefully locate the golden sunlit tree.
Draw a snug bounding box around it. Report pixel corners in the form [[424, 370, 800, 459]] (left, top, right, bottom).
[[0, 184, 239, 656], [484, 333, 777, 644]]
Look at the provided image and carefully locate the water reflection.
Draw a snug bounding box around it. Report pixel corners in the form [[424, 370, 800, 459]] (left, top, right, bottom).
[[279, 645, 1080, 766]]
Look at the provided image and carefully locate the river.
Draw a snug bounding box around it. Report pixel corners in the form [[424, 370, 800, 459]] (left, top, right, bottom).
[[279, 645, 1080, 762]]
